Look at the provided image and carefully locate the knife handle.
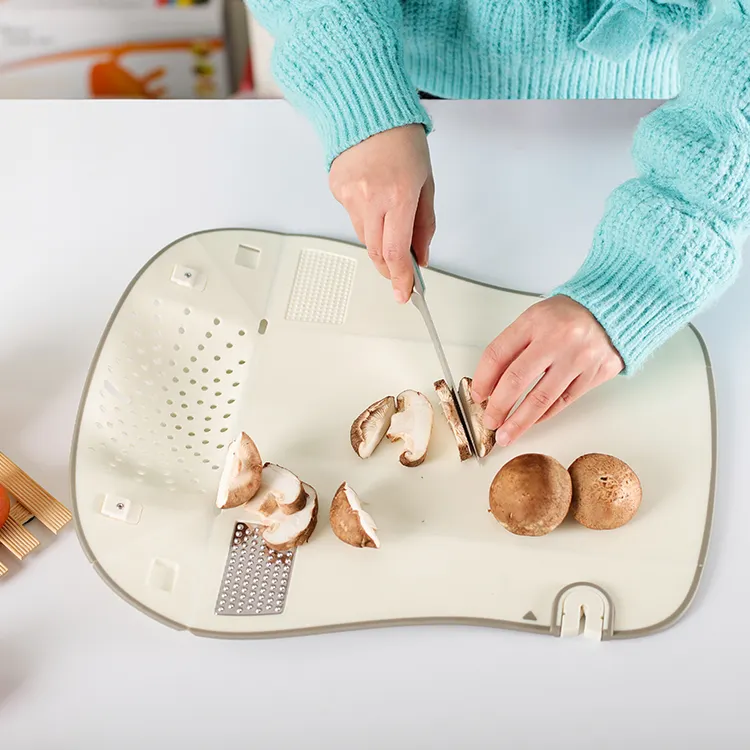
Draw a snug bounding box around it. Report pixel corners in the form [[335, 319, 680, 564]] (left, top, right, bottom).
[[410, 249, 427, 297]]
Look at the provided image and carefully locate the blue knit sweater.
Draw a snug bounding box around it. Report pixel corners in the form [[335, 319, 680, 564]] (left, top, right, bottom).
[[246, 0, 750, 373]]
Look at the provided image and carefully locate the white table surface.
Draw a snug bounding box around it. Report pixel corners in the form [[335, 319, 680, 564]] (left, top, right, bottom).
[[0, 99, 747, 748]]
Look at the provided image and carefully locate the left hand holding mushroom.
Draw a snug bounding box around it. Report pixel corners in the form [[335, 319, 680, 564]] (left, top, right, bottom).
[[470, 295, 624, 446]]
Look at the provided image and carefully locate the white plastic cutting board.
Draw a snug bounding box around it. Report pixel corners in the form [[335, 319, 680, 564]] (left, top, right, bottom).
[[71, 229, 715, 640]]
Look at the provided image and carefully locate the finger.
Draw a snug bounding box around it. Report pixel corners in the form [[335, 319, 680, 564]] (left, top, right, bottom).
[[483, 345, 553, 431], [382, 199, 419, 303], [411, 177, 435, 268], [536, 371, 596, 424], [363, 212, 389, 280], [494, 365, 578, 447], [471, 324, 533, 406], [351, 215, 366, 247]]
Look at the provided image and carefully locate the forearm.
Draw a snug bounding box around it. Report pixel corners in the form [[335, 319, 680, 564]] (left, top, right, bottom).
[[554, 4, 750, 373], [245, 0, 431, 167]]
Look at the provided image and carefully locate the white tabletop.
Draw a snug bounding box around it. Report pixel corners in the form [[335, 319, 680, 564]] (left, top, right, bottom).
[[0, 99, 747, 748]]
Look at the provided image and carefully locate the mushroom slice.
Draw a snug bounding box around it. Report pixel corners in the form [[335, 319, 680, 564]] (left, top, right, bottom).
[[329, 482, 380, 549], [249, 463, 306, 516], [434, 379, 472, 461], [350, 396, 397, 458], [458, 377, 496, 458], [262, 482, 319, 552], [216, 432, 263, 509], [386, 390, 434, 467]]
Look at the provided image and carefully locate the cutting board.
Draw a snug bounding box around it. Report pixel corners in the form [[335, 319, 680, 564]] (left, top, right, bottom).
[[71, 229, 715, 640]]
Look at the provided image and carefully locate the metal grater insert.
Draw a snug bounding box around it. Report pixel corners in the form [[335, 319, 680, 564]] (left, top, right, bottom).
[[215, 522, 295, 616]]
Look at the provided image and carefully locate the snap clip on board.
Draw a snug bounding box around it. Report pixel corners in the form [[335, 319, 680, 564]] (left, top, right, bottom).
[[70, 229, 716, 641]]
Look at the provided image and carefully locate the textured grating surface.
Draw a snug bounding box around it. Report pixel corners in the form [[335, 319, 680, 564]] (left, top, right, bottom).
[[285, 249, 356, 325], [215, 522, 295, 616], [0, 453, 70, 533], [88, 299, 252, 494], [0, 560, 7, 577], [10, 503, 33, 525], [0, 516, 39, 560]]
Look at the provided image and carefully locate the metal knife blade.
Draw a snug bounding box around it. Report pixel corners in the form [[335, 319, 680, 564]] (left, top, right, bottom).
[[409, 254, 480, 462]]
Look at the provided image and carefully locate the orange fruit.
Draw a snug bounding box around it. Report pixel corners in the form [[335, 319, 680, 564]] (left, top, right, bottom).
[[0, 485, 9, 529]]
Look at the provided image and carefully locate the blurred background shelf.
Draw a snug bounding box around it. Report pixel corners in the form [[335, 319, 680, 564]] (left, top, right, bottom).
[[0, 0, 276, 99]]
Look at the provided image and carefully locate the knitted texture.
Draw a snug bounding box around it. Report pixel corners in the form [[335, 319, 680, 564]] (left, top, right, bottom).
[[246, 0, 750, 373]]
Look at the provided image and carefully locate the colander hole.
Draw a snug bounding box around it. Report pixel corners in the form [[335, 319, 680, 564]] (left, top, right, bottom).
[[194, 452, 200, 457], [183, 368, 189, 374], [238, 360, 246, 365], [210, 405, 217, 410], [202, 440, 209, 445], [228, 399, 235, 405], [197, 400, 204, 405], [192, 478, 200, 484], [169, 359, 175, 367], [201, 386, 208, 392], [178, 327, 185, 335], [186, 445, 193, 449], [190, 379, 197, 385], [226, 369, 233, 375], [202, 459, 210, 464], [220, 427, 228, 433], [232, 382, 240, 387], [167, 435, 174, 440], [217, 444, 224, 449], [172, 377, 179, 384], [212, 465, 219, 470], [215, 391, 222, 397], [184, 308, 191, 316], [189, 432, 196, 437], [202, 368, 209, 374], [179, 391, 186, 397], [205, 417, 212, 422], [239, 330, 246, 336], [95, 422, 103, 429], [187, 416, 194, 421], [214, 356, 221, 361], [171, 447, 178, 452], [176, 426, 183, 431], [190, 356, 197, 362], [181, 404, 188, 409], [258, 320, 268, 335], [198, 344, 205, 351], [213, 378, 220, 384], [213, 318, 221, 325], [153, 299, 160, 306], [205, 332, 213, 339], [226, 343, 233, 349], [173, 345, 180, 352], [223, 413, 230, 419], [167, 400, 173, 405], [204, 428, 211, 433], [178, 458, 185, 464], [106, 422, 113, 428], [161, 386, 168, 392], [170, 412, 177, 418]]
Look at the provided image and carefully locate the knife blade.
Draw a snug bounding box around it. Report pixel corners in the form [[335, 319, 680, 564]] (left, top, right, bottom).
[[409, 254, 480, 462]]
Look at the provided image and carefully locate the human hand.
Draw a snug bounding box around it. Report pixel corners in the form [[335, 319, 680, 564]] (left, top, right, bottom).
[[470, 295, 624, 446], [329, 124, 435, 303]]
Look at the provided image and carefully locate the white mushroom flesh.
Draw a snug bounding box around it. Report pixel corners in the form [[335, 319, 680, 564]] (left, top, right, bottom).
[[343, 483, 380, 548], [216, 432, 262, 509], [351, 396, 397, 458], [386, 390, 433, 466], [262, 483, 318, 549]]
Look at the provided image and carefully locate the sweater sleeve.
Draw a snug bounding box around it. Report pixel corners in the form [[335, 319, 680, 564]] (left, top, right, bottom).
[[551, 2, 750, 374], [245, 0, 432, 168]]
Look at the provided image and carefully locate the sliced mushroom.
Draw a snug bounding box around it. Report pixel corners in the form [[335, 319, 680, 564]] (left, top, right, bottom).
[[434, 379, 471, 461], [248, 463, 306, 515], [459, 377, 496, 458], [216, 432, 263, 509], [261, 482, 319, 552], [329, 482, 380, 548], [386, 390, 434, 467], [350, 396, 397, 458]]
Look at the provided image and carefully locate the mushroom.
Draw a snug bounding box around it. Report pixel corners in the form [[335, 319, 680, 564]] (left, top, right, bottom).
[[386, 390, 434, 467], [489, 453, 572, 536], [434, 379, 471, 461], [248, 463, 306, 516], [216, 432, 263, 509], [569, 453, 642, 530], [329, 482, 380, 548], [350, 396, 397, 458], [261, 482, 319, 551], [459, 377, 496, 458]]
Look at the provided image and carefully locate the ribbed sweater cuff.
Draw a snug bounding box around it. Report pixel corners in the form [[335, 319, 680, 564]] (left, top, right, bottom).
[[272, 7, 432, 169], [550, 180, 742, 374]]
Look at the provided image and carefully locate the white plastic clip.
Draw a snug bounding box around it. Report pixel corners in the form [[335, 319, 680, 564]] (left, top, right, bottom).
[[101, 494, 142, 525], [554, 584, 613, 641], [170, 265, 207, 291]]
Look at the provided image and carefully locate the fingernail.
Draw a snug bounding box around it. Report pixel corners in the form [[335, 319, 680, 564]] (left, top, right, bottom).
[[395, 289, 407, 304], [471, 389, 483, 404], [484, 416, 499, 431], [495, 429, 509, 447]]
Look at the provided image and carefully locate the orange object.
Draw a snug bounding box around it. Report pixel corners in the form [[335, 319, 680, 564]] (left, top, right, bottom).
[[0, 486, 9, 530], [89, 51, 166, 99]]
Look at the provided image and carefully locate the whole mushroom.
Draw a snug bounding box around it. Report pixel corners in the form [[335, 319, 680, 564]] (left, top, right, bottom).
[[489, 453, 572, 536], [569, 453, 642, 530]]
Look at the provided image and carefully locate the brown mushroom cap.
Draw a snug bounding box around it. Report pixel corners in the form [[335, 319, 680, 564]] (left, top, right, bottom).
[[489, 453, 572, 536], [569, 453, 642, 530], [434, 379, 471, 461], [329, 482, 380, 548], [459, 377, 496, 458], [216, 432, 263, 509], [350, 396, 397, 459]]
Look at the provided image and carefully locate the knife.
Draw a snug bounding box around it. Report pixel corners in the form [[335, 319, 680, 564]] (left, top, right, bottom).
[[409, 253, 480, 462]]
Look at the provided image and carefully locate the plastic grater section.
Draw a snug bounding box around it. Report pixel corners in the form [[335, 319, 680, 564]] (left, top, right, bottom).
[[215, 522, 295, 616], [285, 248, 356, 325]]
